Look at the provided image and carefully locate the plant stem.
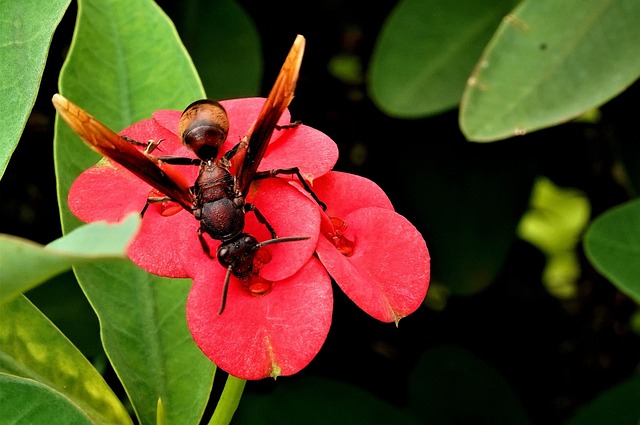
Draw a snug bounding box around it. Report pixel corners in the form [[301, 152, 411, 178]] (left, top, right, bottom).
[[208, 375, 247, 425]]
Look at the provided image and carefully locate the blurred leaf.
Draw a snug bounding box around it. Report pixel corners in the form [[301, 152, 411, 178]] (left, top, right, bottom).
[[399, 136, 537, 294], [177, 0, 261, 99], [460, 0, 640, 141], [564, 375, 640, 425], [369, 0, 518, 117], [0, 0, 70, 179], [0, 296, 132, 424], [0, 215, 139, 304], [26, 271, 103, 359], [74, 262, 214, 425], [518, 177, 590, 298], [584, 198, 640, 303], [53, 1, 213, 424], [0, 373, 92, 425], [234, 376, 419, 425], [329, 53, 363, 85], [409, 345, 533, 425], [55, 0, 205, 232]]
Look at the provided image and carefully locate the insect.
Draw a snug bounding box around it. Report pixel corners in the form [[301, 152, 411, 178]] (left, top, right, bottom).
[[53, 35, 322, 314]]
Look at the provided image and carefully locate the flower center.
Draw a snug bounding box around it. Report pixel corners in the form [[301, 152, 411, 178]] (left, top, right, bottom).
[[326, 216, 354, 257], [240, 247, 274, 296], [241, 274, 274, 296]]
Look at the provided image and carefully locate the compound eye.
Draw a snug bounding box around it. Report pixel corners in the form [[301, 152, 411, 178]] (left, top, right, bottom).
[[217, 245, 230, 263]]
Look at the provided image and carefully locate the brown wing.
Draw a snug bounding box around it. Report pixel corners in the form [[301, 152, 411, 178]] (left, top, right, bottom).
[[235, 35, 305, 196], [52, 94, 195, 211]]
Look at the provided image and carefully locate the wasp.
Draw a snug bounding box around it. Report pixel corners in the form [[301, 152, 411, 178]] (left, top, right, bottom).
[[53, 35, 323, 313]]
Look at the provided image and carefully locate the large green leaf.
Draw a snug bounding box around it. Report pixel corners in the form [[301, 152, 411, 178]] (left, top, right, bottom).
[[583, 198, 640, 303], [0, 296, 132, 425], [0, 374, 92, 425], [460, 0, 640, 141], [177, 0, 261, 99], [0, 0, 71, 179], [55, 0, 205, 231], [53, 1, 213, 424], [564, 375, 640, 425], [398, 136, 537, 294], [234, 376, 419, 425], [75, 262, 214, 425], [369, 0, 517, 117], [0, 215, 139, 304], [409, 346, 533, 424]]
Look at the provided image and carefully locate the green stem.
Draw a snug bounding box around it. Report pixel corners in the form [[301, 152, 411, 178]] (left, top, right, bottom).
[[208, 375, 247, 425]]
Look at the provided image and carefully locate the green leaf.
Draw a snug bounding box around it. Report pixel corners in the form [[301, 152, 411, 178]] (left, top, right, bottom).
[[75, 262, 215, 425], [26, 271, 103, 359], [55, 0, 205, 232], [53, 1, 214, 424], [233, 376, 419, 425], [409, 346, 533, 424], [177, 0, 261, 99], [0, 215, 139, 304], [460, 0, 640, 141], [0, 373, 92, 425], [0, 296, 132, 424], [584, 199, 640, 303], [564, 375, 640, 425], [368, 0, 518, 117], [0, 0, 71, 179], [399, 138, 537, 294]]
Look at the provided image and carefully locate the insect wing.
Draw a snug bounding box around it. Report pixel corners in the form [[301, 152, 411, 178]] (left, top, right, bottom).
[[235, 35, 305, 196], [52, 94, 195, 211]]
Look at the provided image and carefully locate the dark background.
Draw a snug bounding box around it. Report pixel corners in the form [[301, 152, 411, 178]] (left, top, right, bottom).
[[2, 1, 638, 423]]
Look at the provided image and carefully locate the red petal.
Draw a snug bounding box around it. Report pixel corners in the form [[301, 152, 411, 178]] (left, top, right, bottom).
[[311, 171, 395, 217], [245, 178, 321, 281], [127, 204, 194, 278], [152, 110, 181, 136], [186, 257, 332, 379], [259, 124, 338, 181], [68, 162, 150, 223], [316, 207, 430, 323]]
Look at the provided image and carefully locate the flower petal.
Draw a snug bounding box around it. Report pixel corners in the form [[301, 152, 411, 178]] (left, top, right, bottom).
[[152, 110, 181, 136], [245, 178, 321, 281], [260, 124, 338, 181], [68, 161, 151, 223], [311, 171, 394, 217], [127, 204, 194, 278], [316, 207, 430, 323], [186, 257, 332, 379]]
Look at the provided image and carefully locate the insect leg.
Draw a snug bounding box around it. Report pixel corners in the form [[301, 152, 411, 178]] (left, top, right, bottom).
[[153, 156, 201, 165], [198, 226, 215, 258], [274, 120, 302, 131], [254, 167, 327, 210], [121, 135, 200, 165], [121, 135, 163, 155], [218, 266, 233, 315], [244, 203, 278, 239]]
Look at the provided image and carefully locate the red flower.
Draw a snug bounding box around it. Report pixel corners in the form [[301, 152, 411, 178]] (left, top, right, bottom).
[[68, 97, 429, 379], [311, 172, 430, 323]]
